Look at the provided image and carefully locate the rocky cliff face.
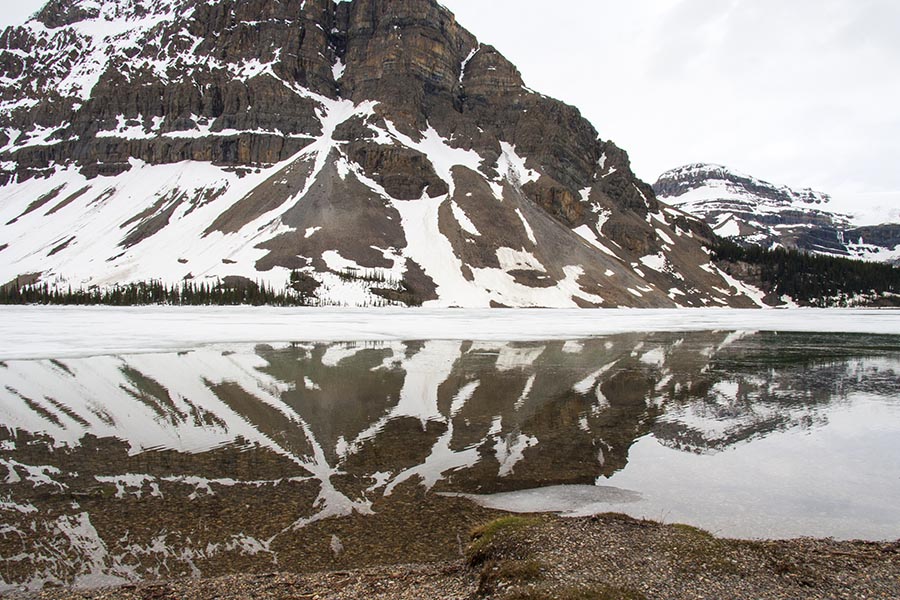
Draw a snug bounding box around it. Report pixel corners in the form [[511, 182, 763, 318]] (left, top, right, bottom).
[[0, 0, 763, 307], [655, 163, 900, 264], [843, 224, 900, 264]]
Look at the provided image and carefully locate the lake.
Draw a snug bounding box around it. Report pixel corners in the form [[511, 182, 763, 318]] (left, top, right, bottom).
[[1, 326, 900, 592]]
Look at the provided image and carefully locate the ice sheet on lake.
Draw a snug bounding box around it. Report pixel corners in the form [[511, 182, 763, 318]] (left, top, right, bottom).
[[1, 306, 900, 360], [445, 484, 642, 515]]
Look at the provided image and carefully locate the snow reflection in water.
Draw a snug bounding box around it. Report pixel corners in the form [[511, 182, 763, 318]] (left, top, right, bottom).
[[1, 331, 899, 592]]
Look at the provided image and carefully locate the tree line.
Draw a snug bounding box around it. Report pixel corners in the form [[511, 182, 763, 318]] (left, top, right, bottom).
[[712, 239, 900, 306], [3, 244, 897, 307], [0, 279, 310, 306], [0, 272, 410, 307]]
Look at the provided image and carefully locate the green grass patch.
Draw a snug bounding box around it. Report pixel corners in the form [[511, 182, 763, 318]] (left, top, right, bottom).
[[467, 516, 541, 567], [495, 559, 544, 582]]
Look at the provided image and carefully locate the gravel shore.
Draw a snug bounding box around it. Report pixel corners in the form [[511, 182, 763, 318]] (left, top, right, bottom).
[[16, 513, 900, 600]]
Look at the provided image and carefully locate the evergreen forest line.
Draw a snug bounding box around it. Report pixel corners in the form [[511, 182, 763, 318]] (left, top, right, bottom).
[[1, 245, 899, 307], [712, 240, 900, 306]]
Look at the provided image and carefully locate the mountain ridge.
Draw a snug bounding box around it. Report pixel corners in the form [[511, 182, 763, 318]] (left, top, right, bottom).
[[0, 0, 766, 307], [654, 162, 900, 265]]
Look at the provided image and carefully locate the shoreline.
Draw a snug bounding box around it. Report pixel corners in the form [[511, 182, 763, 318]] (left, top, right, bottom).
[[13, 513, 900, 600]]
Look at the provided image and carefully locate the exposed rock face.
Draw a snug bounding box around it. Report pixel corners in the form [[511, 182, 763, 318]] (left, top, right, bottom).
[[654, 164, 900, 265], [844, 224, 900, 264], [0, 0, 763, 307], [848, 225, 900, 248]]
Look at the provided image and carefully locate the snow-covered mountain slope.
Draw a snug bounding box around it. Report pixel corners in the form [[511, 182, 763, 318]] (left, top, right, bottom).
[[654, 163, 900, 264], [0, 0, 763, 308]]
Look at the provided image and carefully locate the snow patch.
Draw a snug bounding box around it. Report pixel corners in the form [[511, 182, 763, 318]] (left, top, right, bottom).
[[332, 58, 345, 81], [452, 484, 641, 515], [494, 431, 539, 477], [496, 248, 546, 273], [450, 201, 481, 236], [639, 253, 666, 272], [515, 208, 537, 245], [714, 218, 741, 238], [496, 142, 539, 187], [573, 225, 618, 258], [459, 46, 479, 84]]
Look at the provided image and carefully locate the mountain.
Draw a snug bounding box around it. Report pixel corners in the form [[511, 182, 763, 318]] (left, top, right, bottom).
[[654, 163, 900, 264], [0, 0, 766, 308]]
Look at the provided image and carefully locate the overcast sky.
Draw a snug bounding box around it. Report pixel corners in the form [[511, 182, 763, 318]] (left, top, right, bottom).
[[3, 0, 899, 222]]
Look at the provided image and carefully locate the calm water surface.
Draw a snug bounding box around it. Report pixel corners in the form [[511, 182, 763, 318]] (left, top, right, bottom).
[[1, 331, 899, 592]]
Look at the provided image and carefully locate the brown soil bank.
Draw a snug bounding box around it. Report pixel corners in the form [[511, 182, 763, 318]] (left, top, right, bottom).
[[19, 513, 900, 600]]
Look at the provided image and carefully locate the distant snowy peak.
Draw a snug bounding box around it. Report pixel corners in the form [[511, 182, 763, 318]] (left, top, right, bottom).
[[655, 163, 832, 209], [654, 163, 900, 264]]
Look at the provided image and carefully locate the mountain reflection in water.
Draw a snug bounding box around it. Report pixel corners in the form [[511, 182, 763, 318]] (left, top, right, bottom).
[[1, 331, 899, 592]]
